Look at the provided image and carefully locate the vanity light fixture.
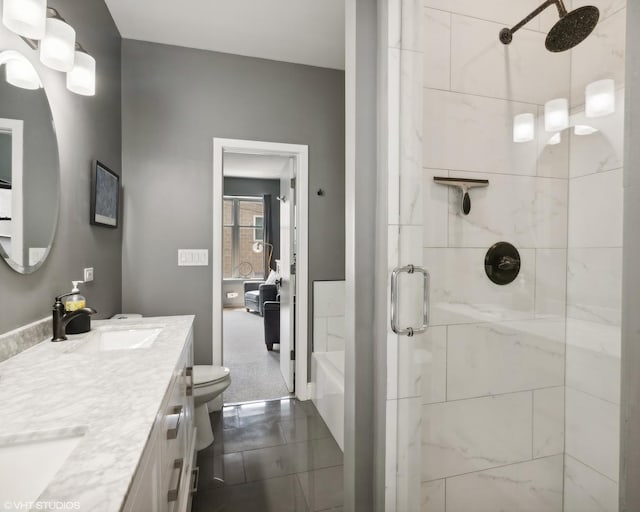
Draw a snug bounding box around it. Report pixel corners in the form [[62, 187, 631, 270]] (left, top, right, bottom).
[[3, 5, 97, 97], [0, 50, 42, 90], [6, 55, 41, 89], [586, 79, 615, 118], [544, 98, 569, 132], [513, 113, 535, 143], [66, 44, 95, 96], [2, 0, 47, 40], [39, 14, 76, 72]]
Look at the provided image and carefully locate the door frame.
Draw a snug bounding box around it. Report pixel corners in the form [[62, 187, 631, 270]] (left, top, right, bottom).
[[0, 117, 23, 269], [212, 137, 310, 401]]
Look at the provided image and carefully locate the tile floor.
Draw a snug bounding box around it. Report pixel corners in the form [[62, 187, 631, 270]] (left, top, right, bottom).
[[193, 398, 344, 512]]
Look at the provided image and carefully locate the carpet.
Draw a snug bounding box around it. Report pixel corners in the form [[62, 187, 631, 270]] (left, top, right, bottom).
[[222, 307, 291, 404]]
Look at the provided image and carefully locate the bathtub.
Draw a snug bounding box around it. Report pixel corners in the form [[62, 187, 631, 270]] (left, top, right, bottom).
[[311, 350, 344, 451]]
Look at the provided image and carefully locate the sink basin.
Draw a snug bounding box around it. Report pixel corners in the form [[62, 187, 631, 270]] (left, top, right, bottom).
[[71, 326, 162, 354], [0, 429, 85, 503]]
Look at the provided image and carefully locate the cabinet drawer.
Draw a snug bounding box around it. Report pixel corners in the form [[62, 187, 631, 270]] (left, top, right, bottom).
[[123, 329, 195, 512]]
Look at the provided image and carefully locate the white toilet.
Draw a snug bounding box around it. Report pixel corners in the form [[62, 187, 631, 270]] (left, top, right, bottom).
[[192, 365, 231, 451], [111, 314, 231, 451]]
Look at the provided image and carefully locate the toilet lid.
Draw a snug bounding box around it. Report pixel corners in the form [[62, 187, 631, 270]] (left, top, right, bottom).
[[193, 365, 230, 387]]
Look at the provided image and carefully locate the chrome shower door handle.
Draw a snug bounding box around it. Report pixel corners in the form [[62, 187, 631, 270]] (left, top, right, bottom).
[[390, 265, 430, 336]]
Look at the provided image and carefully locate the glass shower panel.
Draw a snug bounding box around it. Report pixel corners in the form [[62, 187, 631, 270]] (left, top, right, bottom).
[[414, 1, 626, 510]]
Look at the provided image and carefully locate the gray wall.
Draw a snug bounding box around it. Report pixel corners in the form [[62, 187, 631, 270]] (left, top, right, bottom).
[[121, 40, 345, 364], [0, 0, 122, 334]]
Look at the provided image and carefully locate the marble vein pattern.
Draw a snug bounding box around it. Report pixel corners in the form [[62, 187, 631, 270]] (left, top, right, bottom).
[[422, 392, 532, 481], [533, 387, 565, 458], [536, 105, 570, 180], [535, 249, 568, 318], [0, 317, 51, 363], [450, 14, 570, 105], [421, 478, 445, 512], [568, 169, 623, 248], [565, 386, 620, 482], [0, 315, 195, 512], [570, 8, 626, 107], [422, 169, 449, 247], [567, 247, 622, 326], [566, 318, 621, 405], [568, 90, 625, 178], [423, 0, 549, 29], [564, 454, 619, 512], [446, 319, 565, 400], [419, 326, 446, 404], [423, 8, 451, 91], [445, 455, 564, 512], [423, 89, 539, 176], [399, 49, 425, 226], [574, 0, 626, 20], [423, 247, 536, 326], [447, 170, 568, 249]]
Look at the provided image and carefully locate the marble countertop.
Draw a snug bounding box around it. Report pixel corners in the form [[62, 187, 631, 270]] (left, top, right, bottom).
[[0, 315, 195, 511]]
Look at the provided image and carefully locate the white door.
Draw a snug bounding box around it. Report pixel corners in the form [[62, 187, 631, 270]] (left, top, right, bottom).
[[279, 159, 295, 392]]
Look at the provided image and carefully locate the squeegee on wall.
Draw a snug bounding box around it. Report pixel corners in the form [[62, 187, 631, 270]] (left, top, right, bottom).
[[433, 177, 489, 216]]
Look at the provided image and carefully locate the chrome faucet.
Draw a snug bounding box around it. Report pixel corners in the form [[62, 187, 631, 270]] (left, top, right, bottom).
[[51, 293, 97, 342]]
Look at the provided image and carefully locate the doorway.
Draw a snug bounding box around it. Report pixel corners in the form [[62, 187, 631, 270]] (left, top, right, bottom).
[[213, 138, 310, 407]]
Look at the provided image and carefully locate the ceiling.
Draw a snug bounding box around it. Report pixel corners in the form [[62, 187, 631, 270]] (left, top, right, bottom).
[[223, 153, 290, 179], [104, 0, 345, 70]]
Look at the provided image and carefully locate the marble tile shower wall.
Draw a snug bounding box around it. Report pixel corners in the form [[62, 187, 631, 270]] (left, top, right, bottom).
[[418, 1, 624, 511], [564, 3, 626, 510]]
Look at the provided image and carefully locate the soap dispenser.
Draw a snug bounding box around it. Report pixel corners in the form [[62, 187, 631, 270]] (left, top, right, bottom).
[[64, 281, 91, 334]]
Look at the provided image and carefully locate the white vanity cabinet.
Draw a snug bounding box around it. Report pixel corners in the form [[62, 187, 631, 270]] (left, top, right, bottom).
[[123, 334, 197, 512]]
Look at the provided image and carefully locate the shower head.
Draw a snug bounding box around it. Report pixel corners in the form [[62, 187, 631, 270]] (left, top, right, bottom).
[[499, 0, 599, 53], [545, 6, 600, 52]]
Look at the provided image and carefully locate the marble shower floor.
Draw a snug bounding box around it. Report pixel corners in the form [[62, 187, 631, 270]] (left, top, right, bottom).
[[192, 398, 344, 512]]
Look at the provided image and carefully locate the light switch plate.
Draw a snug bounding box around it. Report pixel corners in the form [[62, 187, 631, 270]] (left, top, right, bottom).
[[83, 267, 94, 282], [178, 249, 209, 266]]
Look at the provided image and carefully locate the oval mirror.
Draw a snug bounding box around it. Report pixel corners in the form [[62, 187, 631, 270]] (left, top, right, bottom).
[[0, 50, 60, 274]]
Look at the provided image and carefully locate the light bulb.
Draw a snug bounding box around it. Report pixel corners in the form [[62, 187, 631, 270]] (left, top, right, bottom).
[[67, 51, 96, 96], [513, 113, 535, 143], [2, 0, 47, 40], [586, 79, 615, 118], [545, 98, 569, 132], [547, 133, 562, 146], [40, 18, 76, 72], [5, 57, 41, 90], [574, 125, 599, 136]]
